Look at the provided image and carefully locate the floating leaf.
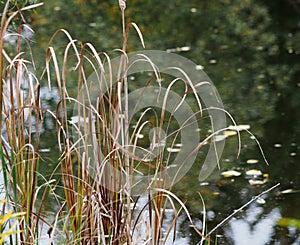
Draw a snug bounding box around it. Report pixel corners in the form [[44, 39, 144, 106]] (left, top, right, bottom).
[[221, 170, 241, 178], [280, 189, 300, 194], [246, 169, 262, 176], [228, 124, 250, 131], [246, 159, 259, 164], [179, 46, 191, 51], [166, 164, 178, 169], [166, 147, 181, 153], [135, 133, 144, 139], [249, 179, 267, 185], [39, 148, 51, 153], [213, 135, 228, 142], [200, 182, 209, 186], [195, 65, 204, 70], [256, 197, 266, 204], [277, 218, 300, 229], [223, 130, 237, 136]]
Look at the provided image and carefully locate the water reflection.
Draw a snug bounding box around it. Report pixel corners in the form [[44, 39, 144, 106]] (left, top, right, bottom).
[[4, 0, 298, 243], [225, 205, 281, 245]]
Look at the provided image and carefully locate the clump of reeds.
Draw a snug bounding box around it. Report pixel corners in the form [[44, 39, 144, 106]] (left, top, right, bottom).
[[43, 1, 209, 244], [1, 1, 263, 244], [0, 1, 54, 244]]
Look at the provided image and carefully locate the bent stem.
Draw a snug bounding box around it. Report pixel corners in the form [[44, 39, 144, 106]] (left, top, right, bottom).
[[0, 1, 45, 243], [199, 183, 280, 244]]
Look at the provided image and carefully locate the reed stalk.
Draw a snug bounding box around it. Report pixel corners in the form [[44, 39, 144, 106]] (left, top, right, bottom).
[[0, 1, 47, 244]]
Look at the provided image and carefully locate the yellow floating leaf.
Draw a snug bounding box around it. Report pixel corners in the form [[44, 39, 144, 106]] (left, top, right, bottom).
[[277, 217, 300, 229], [221, 170, 241, 178], [257, 85, 265, 90], [246, 169, 262, 176], [246, 159, 259, 164], [223, 130, 237, 136]]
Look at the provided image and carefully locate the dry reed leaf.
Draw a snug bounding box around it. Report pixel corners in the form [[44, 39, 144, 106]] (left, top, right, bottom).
[[131, 22, 145, 48]]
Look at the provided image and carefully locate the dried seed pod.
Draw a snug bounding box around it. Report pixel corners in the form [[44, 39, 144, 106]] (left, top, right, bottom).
[[119, 0, 126, 10]]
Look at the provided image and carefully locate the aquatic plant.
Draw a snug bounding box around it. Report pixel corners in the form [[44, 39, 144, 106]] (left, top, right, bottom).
[[0, 1, 275, 244], [0, 1, 54, 244], [43, 0, 222, 243]]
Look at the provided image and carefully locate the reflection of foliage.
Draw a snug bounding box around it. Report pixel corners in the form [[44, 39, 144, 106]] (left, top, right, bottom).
[[31, 0, 123, 49], [187, 0, 278, 124], [0, 0, 39, 28], [29, 0, 299, 129]]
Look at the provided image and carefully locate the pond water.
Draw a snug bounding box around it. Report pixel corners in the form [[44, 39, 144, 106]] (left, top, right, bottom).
[[172, 100, 300, 244], [4, 1, 299, 244]]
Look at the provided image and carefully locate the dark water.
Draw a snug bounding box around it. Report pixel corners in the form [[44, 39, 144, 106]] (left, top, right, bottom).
[[7, 0, 299, 244], [172, 103, 300, 244]]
